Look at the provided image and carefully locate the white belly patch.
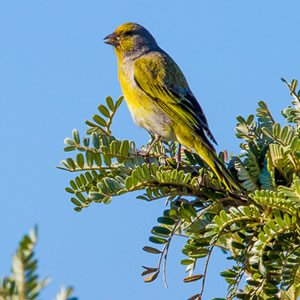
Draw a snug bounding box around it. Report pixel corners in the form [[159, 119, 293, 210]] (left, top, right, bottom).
[[126, 98, 176, 141]]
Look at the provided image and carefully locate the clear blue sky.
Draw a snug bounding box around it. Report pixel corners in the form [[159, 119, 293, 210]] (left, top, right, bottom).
[[1, 1, 300, 299]]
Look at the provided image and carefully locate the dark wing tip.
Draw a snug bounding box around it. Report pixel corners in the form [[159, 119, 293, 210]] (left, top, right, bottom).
[[206, 129, 218, 145], [184, 92, 218, 145]]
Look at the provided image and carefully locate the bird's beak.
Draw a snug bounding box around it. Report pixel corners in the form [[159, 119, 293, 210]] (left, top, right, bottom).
[[104, 32, 119, 46]]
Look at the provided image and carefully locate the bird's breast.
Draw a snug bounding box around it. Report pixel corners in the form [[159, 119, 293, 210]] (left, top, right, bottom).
[[118, 61, 176, 141]]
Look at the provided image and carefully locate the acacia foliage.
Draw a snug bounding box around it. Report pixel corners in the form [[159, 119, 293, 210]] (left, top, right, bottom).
[[60, 79, 300, 299], [0, 228, 77, 300]]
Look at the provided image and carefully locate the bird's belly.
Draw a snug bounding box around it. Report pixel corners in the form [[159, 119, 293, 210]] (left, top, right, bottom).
[[129, 101, 176, 140], [121, 80, 176, 141]]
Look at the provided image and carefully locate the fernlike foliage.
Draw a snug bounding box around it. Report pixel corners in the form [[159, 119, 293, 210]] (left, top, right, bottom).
[[60, 80, 300, 299], [0, 228, 77, 300]]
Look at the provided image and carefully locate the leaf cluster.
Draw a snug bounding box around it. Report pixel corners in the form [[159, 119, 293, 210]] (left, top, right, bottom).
[[0, 228, 77, 300], [60, 80, 300, 299]]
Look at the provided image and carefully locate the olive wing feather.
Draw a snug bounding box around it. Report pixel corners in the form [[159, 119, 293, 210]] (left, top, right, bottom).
[[133, 52, 217, 146]]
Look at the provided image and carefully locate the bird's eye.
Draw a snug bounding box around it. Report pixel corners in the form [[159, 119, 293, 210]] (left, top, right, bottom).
[[123, 30, 134, 37]]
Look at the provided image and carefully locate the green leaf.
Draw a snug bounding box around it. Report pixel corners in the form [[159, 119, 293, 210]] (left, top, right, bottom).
[[213, 215, 223, 227], [151, 226, 171, 237], [220, 270, 236, 278], [120, 140, 130, 157], [157, 217, 175, 225], [149, 236, 168, 244], [106, 96, 115, 111], [71, 198, 82, 206], [76, 153, 84, 169], [93, 115, 107, 127], [89, 192, 105, 201], [65, 187, 74, 194], [102, 196, 112, 204], [66, 158, 76, 171], [181, 259, 195, 265], [64, 138, 76, 146], [72, 129, 80, 144], [83, 137, 90, 147], [86, 150, 94, 167], [92, 133, 100, 149], [220, 210, 229, 222], [98, 104, 110, 118], [115, 96, 124, 109], [142, 246, 161, 254], [231, 241, 245, 249], [64, 146, 76, 152], [75, 192, 86, 203], [291, 79, 298, 93]]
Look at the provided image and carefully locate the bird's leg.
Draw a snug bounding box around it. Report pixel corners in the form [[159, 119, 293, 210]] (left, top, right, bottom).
[[176, 144, 182, 169], [138, 134, 161, 156], [144, 134, 160, 155]]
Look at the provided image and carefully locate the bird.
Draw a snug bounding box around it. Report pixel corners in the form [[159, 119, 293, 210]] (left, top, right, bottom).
[[104, 22, 240, 192]]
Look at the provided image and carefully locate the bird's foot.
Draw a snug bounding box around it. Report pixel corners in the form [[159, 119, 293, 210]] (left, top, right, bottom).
[[137, 134, 161, 157], [137, 148, 152, 156]]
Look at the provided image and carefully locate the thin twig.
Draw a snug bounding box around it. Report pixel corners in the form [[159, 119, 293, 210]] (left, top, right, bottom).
[[183, 205, 212, 231], [199, 244, 215, 297], [155, 220, 182, 288]]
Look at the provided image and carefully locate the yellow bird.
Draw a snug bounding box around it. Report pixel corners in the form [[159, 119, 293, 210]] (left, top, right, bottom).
[[104, 22, 240, 192]]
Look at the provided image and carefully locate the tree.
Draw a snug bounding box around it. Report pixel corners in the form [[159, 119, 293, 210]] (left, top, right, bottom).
[[59, 79, 300, 299], [0, 227, 77, 300]]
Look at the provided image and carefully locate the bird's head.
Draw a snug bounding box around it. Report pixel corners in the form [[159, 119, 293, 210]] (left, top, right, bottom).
[[104, 23, 158, 58]]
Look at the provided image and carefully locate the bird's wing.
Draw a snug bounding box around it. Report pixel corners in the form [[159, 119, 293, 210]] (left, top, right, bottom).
[[133, 52, 217, 145]]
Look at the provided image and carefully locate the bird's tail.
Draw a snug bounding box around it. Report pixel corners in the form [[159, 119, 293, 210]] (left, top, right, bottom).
[[194, 141, 241, 192]]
